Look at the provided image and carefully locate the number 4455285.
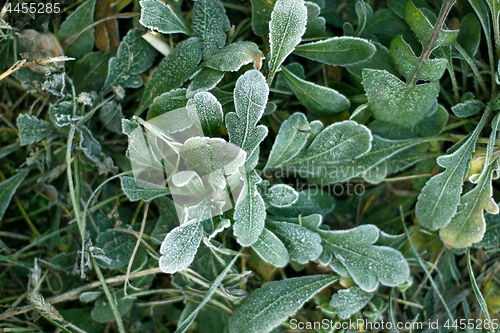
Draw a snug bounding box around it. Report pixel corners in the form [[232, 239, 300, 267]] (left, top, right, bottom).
[[5, 2, 61, 14]]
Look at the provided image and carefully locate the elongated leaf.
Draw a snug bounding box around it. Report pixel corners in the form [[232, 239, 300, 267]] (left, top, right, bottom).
[[330, 287, 374, 319], [73, 49, 114, 93], [346, 42, 399, 78], [187, 68, 225, 99], [120, 176, 170, 202], [267, 189, 335, 218], [304, 2, 326, 37], [59, 0, 96, 58], [266, 184, 299, 208], [363, 69, 439, 127], [267, 0, 307, 83], [186, 92, 223, 137], [203, 41, 264, 72], [294, 37, 376, 66], [139, 0, 189, 35], [17, 114, 51, 146], [267, 221, 323, 264], [233, 171, 266, 247], [103, 29, 158, 92], [451, 99, 484, 118], [456, 13, 481, 57], [250, 0, 275, 36], [251, 228, 289, 267], [281, 66, 350, 116], [319, 225, 410, 292], [226, 70, 269, 159], [228, 275, 338, 333], [138, 37, 203, 113], [264, 112, 311, 171], [0, 169, 29, 220], [147, 88, 188, 120], [415, 110, 490, 230], [159, 220, 203, 274], [193, 0, 230, 60], [98, 101, 123, 133]]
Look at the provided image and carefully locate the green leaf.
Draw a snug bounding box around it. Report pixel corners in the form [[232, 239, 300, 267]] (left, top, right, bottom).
[[193, 0, 230, 60], [415, 109, 490, 230], [362, 68, 439, 127], [186, 92, 223, 137], [266, 184, 299, 208], [468, 0, 491, 53], [73, 50, 114, 93], [95, 229, 138, 269], [233, 171, 266, 247], [17, 114, 51, 146], [346, 42, 399, 78], [120, 176, 170, 202], [78, 126, 115, 174], [405, 0, 458, 50], [0, 169, 29, 220], [294, 37, 376, 66], [103, 29, 158, 92], [228, 275, 338, 333], [389, 35, 447, 81], [330, 287, 374, 319], [139, 0, 189, 35], [267, 0, 307, 83], [281, 66, 350, 116], [439, 114, 500, 248], [59, 0, 96, 58], [91, 290, 136, 323], [147, 88, 188, 120], [187, 68, 225, 99], [203, 41, 264, 72], [264, 112, 311, 171], [138, 37, 203, 114], [451, 99, 485, 118], [250, 0, 275, 36], [159, 220, 203, 274], [267, 221, 323, 264], [226, 70, 269, 158], [267, 189, 335, 218], [251, 228, 289, 267], [319, 225, 410, 292], [456, 13, 481, 57], [304, 2, 326, 37], [473, 212, 500, 249], [414, 104, 448, 136], [99, 101, 123, 134], [344, 0, 373, 36]]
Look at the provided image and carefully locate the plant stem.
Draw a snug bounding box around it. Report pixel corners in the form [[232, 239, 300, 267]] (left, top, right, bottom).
[[91, 256, 127, 333], [66, 125, 83, 236]]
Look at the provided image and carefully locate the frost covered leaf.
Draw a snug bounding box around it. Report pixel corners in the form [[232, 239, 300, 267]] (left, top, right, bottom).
[[264, 112, 310, 171], [91, 290, 136, 323], [267, 189, 335, 218], [278, 121, 372, 181], [267, 184, 299, 208], [304, 2, 326, 37], [203, 41, 264, 72], [330, 287, 374, 319], [233, 171, 266, 247], [414, 104, 448, 137], [0, 169, 29, 220], [187, 68, 225, 99], [267, 0, 307, 83], [319, 225, 410, 292], [439, 114, 500, 248], [159, 220, 203, 274], [95, 229, 138, 269], [415, 110, 489, 230], [99, 101, 123, 133], [251, 228, 289, 267], [17, 114, 51, 146], [281, 66, 350, 116], [120, 176, 170, 202], [294, 37, 376, 66], [250, 0, 275, 36], [78, 126, 115, 174], [267, 221, 323, 264], [362, 69, 439, 128], [405, 0, 458, 50], [186, 92, 223, 137], [59, 0, 96, 58], [138, 37, 202, 113], [389, 35, 447, 81], [228, 275, 338, 333], [139, 0, 189, 35], [346, 42, 399, 78], [457, 13, 481, 57], [193, 0, 230, 60], [226, 70, 269, 159], [451, 99, 484, 118], [147, 88, 187, 120], [103, 29, 158, 92], [42, 73, 65, 97], [73, 50, 114, 93]]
